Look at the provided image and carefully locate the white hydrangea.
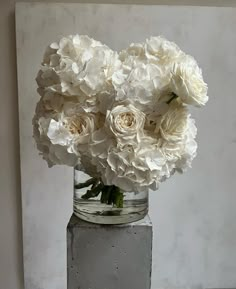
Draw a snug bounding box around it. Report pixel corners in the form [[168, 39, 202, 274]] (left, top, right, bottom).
[[36, 34, 121, 104], [145, 36, 183, 64], [33, 34, 208, 192]]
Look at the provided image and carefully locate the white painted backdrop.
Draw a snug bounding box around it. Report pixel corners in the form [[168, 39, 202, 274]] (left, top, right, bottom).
[[16, 3, 236, 289]]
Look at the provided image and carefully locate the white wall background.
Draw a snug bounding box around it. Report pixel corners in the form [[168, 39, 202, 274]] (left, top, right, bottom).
[[1, 1, 236, 289]]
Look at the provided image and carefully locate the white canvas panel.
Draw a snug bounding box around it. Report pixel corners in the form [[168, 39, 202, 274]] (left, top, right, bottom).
[[16, 3, 236, 289]]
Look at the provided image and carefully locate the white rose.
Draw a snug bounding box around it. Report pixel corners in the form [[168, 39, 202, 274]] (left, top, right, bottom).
[[47, 110, 97, 154], [105, 104, 145, 146], [170, 55, 208, 106], [175, 117, 197, 171], [161, 114, 197, 176], [33, 101, 99, 167], [159, 102, 189, 142]]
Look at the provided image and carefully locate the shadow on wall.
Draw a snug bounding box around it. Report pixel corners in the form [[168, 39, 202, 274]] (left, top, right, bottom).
[[0, 5, 24, 289]]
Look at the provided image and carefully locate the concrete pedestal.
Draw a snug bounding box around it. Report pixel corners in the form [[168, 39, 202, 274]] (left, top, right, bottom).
[[67, 214, 152, 289]]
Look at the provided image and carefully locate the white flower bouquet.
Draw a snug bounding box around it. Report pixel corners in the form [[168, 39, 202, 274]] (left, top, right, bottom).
[[33, 35, 208, 208]]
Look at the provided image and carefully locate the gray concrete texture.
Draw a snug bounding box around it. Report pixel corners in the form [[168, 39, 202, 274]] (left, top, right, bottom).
[[67, 215, 152, 289], [14, 3, 236, 289]]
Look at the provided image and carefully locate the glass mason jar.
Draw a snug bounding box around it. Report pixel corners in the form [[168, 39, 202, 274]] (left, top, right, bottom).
[[73, 168, 148, 224]]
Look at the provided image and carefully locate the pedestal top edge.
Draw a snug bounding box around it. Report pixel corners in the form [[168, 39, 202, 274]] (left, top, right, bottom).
[[67, 214, 152, 228]]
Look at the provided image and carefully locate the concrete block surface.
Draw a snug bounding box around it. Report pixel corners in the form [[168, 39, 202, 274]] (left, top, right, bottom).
[[67, 214, 152, 289]]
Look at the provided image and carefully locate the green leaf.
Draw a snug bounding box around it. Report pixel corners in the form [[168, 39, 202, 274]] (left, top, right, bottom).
[[113, 187, 124, 208], [81, 183, 103, 199], [79, 182, 124, 209]]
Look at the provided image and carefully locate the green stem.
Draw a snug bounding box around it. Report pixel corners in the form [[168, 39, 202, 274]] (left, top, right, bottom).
[[101, 186, 124, 208], [167, 92, 178, 104], [101, 186, 112, 204], [74, 178, 97, 189], [81, 183, 103, 199], [76, 179, 124, 208]]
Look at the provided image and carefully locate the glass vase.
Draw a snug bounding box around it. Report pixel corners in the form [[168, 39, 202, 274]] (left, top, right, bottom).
[[73, 169, 148, 225]]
